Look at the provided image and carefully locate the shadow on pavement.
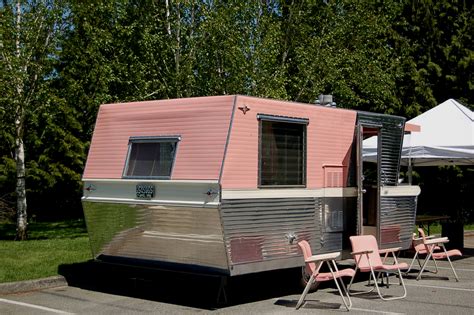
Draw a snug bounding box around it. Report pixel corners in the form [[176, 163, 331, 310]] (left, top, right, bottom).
[[274, 298, 341, 310], [58, 260, 303, 310], [461, 247, 474, 257], [58, 244, 473, 310]]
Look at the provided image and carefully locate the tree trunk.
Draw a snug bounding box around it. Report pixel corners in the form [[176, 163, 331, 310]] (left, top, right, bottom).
[[14, 0, 28, 240], [15, 130, 28, 240]]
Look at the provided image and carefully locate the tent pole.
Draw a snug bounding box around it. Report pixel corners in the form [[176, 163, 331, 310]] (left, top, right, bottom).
[[408, 157, 412, 185]]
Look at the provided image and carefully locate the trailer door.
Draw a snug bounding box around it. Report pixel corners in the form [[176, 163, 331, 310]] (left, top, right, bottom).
[[357, 124, 381, 239]]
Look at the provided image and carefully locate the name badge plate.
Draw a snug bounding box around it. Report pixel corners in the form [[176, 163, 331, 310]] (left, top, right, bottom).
[[136, 184, 155, 199]]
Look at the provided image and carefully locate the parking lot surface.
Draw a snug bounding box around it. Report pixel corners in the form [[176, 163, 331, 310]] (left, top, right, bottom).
[[1, 235, 473, 314]]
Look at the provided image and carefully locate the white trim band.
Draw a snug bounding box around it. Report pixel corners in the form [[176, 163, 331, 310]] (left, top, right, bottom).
[[380, 185, 421, 197], [222, 187, 358, 199]]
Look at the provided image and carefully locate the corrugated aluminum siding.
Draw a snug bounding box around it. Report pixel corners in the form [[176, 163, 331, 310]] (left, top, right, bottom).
[[221, 198, 319, 265], [357, 112, 418, 249], [220, 197, 345, 269], [379, 196, 418, 249], [357, 112, 405, 186], [83, 96, 235, 180]]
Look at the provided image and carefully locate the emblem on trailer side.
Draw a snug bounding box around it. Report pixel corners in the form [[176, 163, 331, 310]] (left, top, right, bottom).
[[85, 184, 96, 192], [136, 184, 155, 199], [238, 105, 250, 114]]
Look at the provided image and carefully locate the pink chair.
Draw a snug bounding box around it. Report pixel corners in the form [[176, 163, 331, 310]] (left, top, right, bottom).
[[406, 231, 441, 274], [415, 228, 462, 281], [296, 240, 354, 311], [348, 235, 408, 301]]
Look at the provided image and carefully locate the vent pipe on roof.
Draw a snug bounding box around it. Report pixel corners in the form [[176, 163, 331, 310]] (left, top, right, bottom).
[[315, 94, 336, 107]]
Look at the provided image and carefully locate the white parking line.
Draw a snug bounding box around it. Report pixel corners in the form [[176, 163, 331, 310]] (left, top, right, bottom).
[[435, 266, 474, 272], [405, 283, 474, 292], [0, 298, 74, 314], [351, 307, 405, 314]]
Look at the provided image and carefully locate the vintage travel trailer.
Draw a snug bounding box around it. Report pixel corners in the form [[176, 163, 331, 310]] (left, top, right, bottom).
[[82, 95, 420, 277]]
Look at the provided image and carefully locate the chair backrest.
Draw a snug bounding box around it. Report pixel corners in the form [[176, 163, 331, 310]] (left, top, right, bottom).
[[417, 228, 431, 252], [350, 235, 383, 268], [411, 232, 425, 252], [298, 240, 316, 275], [417, 228, 427, 240]]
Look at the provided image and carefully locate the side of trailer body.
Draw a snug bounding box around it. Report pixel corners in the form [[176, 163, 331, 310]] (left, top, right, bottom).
[[82, 95, 420, 276]]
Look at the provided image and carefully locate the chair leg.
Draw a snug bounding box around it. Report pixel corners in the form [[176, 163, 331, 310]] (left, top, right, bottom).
[[416, 250, 433, 280], [348, 267, 376, 296], [372, 269, 407, 301], [334, 277, 352, 311], [329, 261, 352, 311], [417, 255, 423, 269], [441, 245, 460, 282], [406, 252, 419, 274], [377, 271, 391, 288], [446, 256, 460, 282], [296, 274, 315, 309], [432, 256, 439, 273], [347, 268, 356, 294]]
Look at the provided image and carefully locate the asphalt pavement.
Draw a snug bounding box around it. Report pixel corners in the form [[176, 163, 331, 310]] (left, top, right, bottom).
[[1, 234, 473, 314]]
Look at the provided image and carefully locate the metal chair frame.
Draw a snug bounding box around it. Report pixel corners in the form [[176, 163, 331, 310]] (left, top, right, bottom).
[[296, 240, 353, 311], [348, 235, 407, 301]]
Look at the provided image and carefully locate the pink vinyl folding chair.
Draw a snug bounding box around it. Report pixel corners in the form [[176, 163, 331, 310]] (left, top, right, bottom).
[[406, 231, 441, 274], [415, 228, 462, 281], [296, 240, 354, 311], [348, 235, 408, 301]]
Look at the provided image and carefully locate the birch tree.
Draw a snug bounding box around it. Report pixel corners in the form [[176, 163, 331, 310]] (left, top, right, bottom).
[[0, 0, 66, 239]]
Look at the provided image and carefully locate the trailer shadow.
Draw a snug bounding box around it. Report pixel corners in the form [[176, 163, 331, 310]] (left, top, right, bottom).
[[274, 298, 341, 310], [58, 247, 473, 310], [58, 260, 303, 310]]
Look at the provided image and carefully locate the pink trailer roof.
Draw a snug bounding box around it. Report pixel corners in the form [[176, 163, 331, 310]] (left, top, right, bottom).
[[83, 96, 235, 180], [84, 95, 357, 188]]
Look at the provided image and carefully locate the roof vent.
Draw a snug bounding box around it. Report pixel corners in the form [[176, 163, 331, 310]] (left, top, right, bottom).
[[315, 94, 336, 107]]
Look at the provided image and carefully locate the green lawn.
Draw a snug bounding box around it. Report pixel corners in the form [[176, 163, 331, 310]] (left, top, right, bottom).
[[0, 220, 91, 283], [420, 222, 474, 235]]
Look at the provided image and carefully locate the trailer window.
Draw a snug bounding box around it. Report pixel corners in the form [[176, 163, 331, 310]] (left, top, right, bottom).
[[123, 136, 180, 179], [259, 116, 307, 187]]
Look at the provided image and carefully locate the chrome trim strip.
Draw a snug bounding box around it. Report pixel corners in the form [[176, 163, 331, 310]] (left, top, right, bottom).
[[81, 196, 219, 207], [222, 188, 358, 199], [129, 135, 182, 142], [218, 95, 238, 184], [256, 113, 309, 124], [82, 179, 219, 184]]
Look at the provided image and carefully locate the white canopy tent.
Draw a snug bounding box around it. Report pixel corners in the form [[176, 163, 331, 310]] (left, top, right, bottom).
[[364, 99, 474, 171]]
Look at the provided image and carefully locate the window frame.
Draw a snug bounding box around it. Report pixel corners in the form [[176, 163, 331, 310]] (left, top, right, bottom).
[[257, 114, 308, 188], [122, 135, 181, 179]]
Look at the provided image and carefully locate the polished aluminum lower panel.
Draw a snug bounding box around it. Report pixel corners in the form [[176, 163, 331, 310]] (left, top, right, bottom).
[[82, 201, 229, 272], [220, 197, 349, 275], [379, 195, 418, 249]]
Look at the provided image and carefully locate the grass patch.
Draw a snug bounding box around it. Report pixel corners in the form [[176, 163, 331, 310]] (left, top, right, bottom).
[[415, 223, 474, 235], [0, 220, 91, 283], [0, 219, 88, 240]]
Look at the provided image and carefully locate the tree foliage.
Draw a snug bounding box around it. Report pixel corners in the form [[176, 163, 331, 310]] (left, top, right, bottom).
[[394, 0, 474, 116], [0, 0, 473, 229], [1, 0, 84, 237]]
